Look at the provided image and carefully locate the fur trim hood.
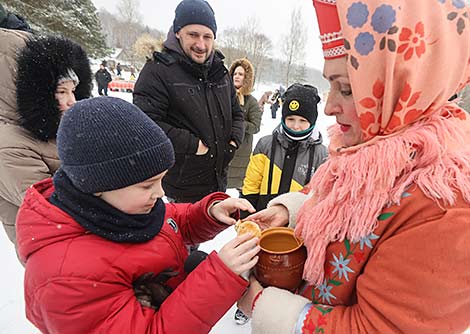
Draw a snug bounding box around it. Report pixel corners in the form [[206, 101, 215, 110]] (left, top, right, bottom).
[[229, 58, 254, 96], [15, 36, 92, 141]]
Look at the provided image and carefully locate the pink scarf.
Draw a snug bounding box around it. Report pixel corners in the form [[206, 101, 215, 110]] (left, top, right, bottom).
[[297, 0, 470, 285]]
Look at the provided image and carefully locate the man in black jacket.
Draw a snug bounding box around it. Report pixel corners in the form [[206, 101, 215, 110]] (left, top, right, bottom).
[[95, 64, 112, 96], [133, 0, 244, 203]]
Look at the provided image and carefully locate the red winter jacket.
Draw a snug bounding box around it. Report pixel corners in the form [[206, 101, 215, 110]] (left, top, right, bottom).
[[16, 178, 248, 334]]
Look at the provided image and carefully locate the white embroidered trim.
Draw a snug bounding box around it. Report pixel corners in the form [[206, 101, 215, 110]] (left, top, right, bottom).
[[324, 45, 346, 58], [320, 31, 343, 44], [295, 303, 314, 334], [315, 0, 336, 4]]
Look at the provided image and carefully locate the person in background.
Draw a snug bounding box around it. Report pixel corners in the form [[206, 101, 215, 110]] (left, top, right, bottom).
[[133, 0, 244, 203], [116, 62, 122, 76], [0, 34, 92, 247], [227, 58, 262, 195], [95, 63, 112, 96], [241, 83, 327, 215], [269, 85, 285, 119], [130, 64, 136, 80], [16, 97, 260, 333], [238, 1, 470, 333], [270, 89, 280, 119]]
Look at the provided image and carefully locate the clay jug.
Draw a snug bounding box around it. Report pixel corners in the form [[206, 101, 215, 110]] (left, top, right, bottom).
[[254, 227, 307, 292]]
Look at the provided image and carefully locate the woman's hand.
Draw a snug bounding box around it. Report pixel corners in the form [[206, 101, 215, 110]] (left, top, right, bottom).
[[237, 275, 264, 317], [244, 205, 289, 230], [209, 198, 256, 225]]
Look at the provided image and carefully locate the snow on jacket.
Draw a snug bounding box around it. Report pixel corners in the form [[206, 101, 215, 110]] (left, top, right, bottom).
[[133, 30, 245, 203], [17, 179, 248, 334], [251, 185, 470, 334], [242, 126, 327, 211]]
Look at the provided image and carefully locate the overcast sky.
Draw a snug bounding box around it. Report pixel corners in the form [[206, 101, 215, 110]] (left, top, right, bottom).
[[91, 0, 325, 70]]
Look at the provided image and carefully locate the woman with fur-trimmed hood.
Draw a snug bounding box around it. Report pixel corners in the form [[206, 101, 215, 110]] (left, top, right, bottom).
[[0, 35, 92, 246], [227, 58, 262, 190]]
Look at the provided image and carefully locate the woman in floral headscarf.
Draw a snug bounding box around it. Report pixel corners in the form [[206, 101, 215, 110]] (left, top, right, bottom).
[[237, 0, 470, 333]]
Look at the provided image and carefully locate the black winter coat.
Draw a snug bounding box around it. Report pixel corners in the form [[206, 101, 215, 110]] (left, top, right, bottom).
[[133, 36, 244, 202], [95, 69, 112, 87]]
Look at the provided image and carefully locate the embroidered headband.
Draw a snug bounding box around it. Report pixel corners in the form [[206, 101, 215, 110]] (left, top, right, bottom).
[[312, 0, 346, 59]]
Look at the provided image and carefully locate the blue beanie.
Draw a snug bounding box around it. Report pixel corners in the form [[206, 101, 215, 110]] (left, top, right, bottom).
[[57, 97, 175, 194], [173, 0, 217, 38]]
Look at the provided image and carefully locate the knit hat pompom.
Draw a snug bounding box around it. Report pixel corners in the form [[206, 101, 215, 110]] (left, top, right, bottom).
[[173, 0, 217, 38], [57, 97, 175, 193]]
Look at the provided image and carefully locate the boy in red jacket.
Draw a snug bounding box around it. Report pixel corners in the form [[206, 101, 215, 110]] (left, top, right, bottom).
[[16, 96, 260, 334]]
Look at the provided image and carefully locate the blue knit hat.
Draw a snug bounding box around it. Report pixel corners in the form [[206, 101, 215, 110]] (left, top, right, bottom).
[[57, 97, 175, 194], [173, 0, 217, 38]]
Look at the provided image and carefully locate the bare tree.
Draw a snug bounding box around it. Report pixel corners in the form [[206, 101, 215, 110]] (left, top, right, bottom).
[[218, 28, 246, 65], [98, 8, 163, 52], [115, 0, 141, 55], [117, 0, 141, 24], [219, 17, 273, 84], [281, 6, 307, 87]]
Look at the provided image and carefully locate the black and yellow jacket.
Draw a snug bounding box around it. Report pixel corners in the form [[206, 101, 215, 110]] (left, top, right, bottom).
[[241, 125, 327, 212]]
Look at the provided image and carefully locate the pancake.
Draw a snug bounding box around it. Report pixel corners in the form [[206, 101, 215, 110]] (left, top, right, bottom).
[[235, 220, 262, 238]]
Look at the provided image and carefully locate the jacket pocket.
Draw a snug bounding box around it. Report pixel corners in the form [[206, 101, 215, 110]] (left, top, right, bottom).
[[176, 149, 216, 186]]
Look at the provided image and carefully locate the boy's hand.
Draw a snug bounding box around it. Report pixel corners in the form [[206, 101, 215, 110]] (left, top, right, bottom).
[[218, 233, 260, 275], [210, 198, 255, 225]]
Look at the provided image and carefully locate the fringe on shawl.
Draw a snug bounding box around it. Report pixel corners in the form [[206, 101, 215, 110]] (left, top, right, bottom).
[[296, 112, 470, 285]]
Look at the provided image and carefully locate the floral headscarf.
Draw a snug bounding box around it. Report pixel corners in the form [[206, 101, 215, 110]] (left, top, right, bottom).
[[341, 0, 470, 143], [296, 0, 470, 285]]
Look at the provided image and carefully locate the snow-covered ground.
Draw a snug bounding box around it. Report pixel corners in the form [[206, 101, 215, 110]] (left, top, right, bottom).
[[0, 82, 334, 334]]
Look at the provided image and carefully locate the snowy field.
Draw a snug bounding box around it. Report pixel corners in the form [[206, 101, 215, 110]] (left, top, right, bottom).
[[0, 81, 335, 334]]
